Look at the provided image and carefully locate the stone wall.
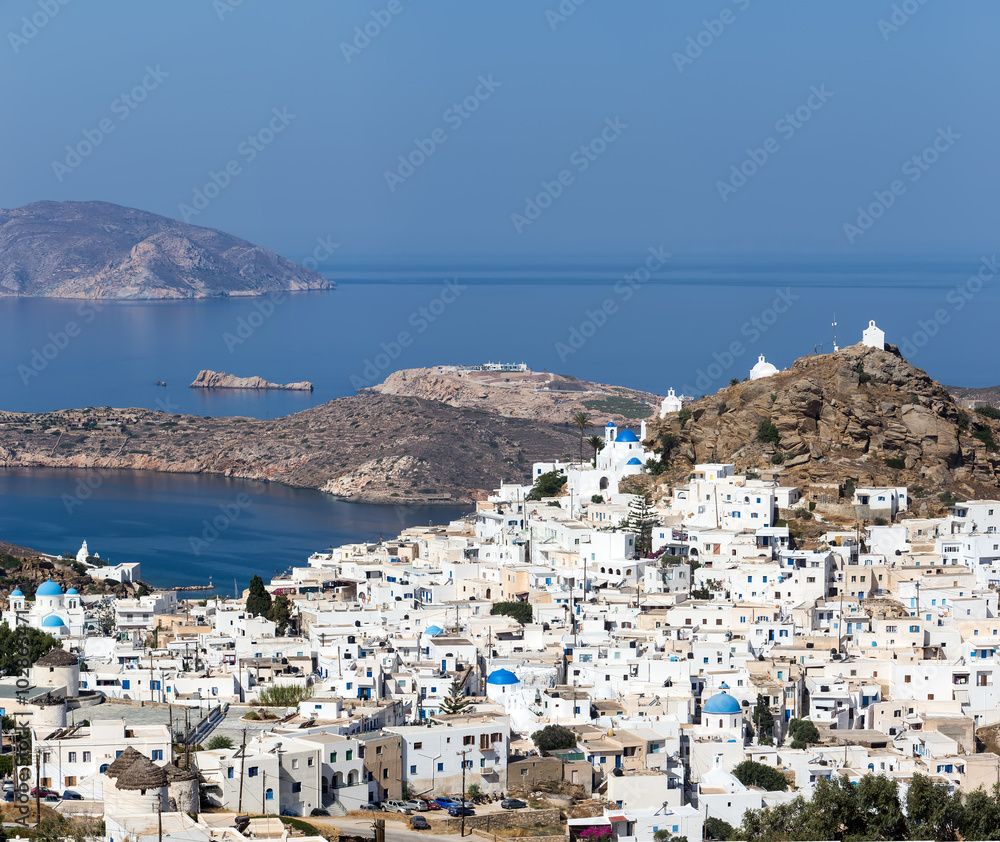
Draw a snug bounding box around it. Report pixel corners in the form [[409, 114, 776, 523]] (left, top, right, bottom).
[[442, 807, 563, 834], [472, 832, 565, 842]]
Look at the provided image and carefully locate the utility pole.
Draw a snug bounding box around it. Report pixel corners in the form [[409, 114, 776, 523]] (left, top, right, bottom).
[[238, 728, 247, 814], [35, 750, 40, 823], [262, 770, 267, 818], [158, 795, 163, 842], [185, 708, 191, 770], [460, 750, 468, 838], [168, 705, 173, 763]]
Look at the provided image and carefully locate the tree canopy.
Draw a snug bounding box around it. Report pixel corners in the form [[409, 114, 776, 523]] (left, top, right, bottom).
[[531, 724, 577, 752], [732, 760, 789, 792], [439, 677, 473, 716], [735, 772, 997, 842], [491, 601, 532, 625], [0, 626, 60, 675], [787, 718, 820, 749], [246, 574, 272, 618], [526, 469, 565, 500]]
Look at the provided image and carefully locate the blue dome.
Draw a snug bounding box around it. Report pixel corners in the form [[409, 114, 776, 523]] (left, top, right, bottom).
[[10, 589, 22, 597], [605, 422, 615, 428], [41, 615, 65, 628], [424, 625, 443, 637], [66, 588, 79, 595], [486, 668, 520, 686], [703, 692, 742, 715], [616, 429, 640, 443], [36, 580, 63, 597], [626, 457, 643, 465]]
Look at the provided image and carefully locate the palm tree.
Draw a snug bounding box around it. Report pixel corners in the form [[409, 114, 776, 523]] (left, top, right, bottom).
[[588, 435, 604, 466], [571, 411, 591, 464]]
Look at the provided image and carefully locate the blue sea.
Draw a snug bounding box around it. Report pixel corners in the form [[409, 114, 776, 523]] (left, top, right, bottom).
[[0, 257, 996, 584]]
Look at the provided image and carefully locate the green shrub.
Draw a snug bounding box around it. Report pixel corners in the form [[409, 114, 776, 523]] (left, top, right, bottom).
[[770, 453, 784, 465], [884, 457, 906, 470], [974, 428, 999, 452], [756, 421, 780, 445], [526, 470, 565, 500], [957, 411, 970, 429], [492, 601, 532, 625], [808, 501, 816, 512], [591, 495, 604, 504], [257, 684, 314, 707], [976, 405, 1000, 420], [678, 408, 692, 429]]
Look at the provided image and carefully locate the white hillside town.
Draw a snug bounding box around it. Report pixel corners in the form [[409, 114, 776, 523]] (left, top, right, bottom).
[[3, 320, 1000, 842]]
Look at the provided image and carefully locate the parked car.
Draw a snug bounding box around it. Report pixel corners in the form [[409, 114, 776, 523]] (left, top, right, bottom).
[[62, 791, 84, 801], [406, 799, 430, 812], [424, 800, 442, 810], [501, 798, 528, 810], [43, 794, 60, 803], [435, 797, 462, 809], [448, 805, 475, 817], [3, 792, 14, 803], [29, 787, 56, 798], [1, 781, 14, 793], [383, 800, 412, 814], [309, 808, 329, 817], [409, 816, 431, 830], [280, 809, 299, 817], [361, 803, 383, 812]]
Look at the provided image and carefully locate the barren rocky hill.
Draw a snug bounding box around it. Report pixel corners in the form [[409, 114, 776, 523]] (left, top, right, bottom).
[[0, 201, 332, 299], [370, 366, 662, 424], [0, 394, 579, 504], [649, 344, 1000, 500]]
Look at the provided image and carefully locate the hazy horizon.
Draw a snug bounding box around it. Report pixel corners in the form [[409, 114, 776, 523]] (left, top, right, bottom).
[[3, 1, 996, 262]]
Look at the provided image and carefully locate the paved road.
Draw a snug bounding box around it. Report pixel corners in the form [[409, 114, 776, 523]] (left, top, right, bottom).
[[310, 816, 460, 842]]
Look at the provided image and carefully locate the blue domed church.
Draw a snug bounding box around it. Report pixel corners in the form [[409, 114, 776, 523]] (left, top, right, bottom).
[[6, 579, 85, 637]]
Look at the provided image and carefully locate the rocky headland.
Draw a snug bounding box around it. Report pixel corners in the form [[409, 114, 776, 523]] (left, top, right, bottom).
[[647, 344, 1000, 508], [0, 394, 579, 504], [0, 200, 332, 299], [190, 370, 314, 391], [370, 366, 661, 424]]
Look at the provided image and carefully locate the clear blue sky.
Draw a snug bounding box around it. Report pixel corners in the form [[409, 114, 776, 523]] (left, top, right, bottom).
[[2, 0, 996, 260]]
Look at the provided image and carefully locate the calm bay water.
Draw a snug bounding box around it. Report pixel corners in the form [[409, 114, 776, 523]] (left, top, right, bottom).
[[0, 467, 466, 595], [2, 259, 997, 421], [0, 259, 997, 586]]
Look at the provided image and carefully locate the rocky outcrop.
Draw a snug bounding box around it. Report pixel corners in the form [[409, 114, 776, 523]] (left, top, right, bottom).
[[649, 344, 1000, 498], [190, 370, 313, 391], [0, 200, 333, 299], [371, 366, 661, 424]]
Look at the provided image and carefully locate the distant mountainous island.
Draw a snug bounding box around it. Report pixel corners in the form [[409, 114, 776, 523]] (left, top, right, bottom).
[[0, 200, 332, 299]]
